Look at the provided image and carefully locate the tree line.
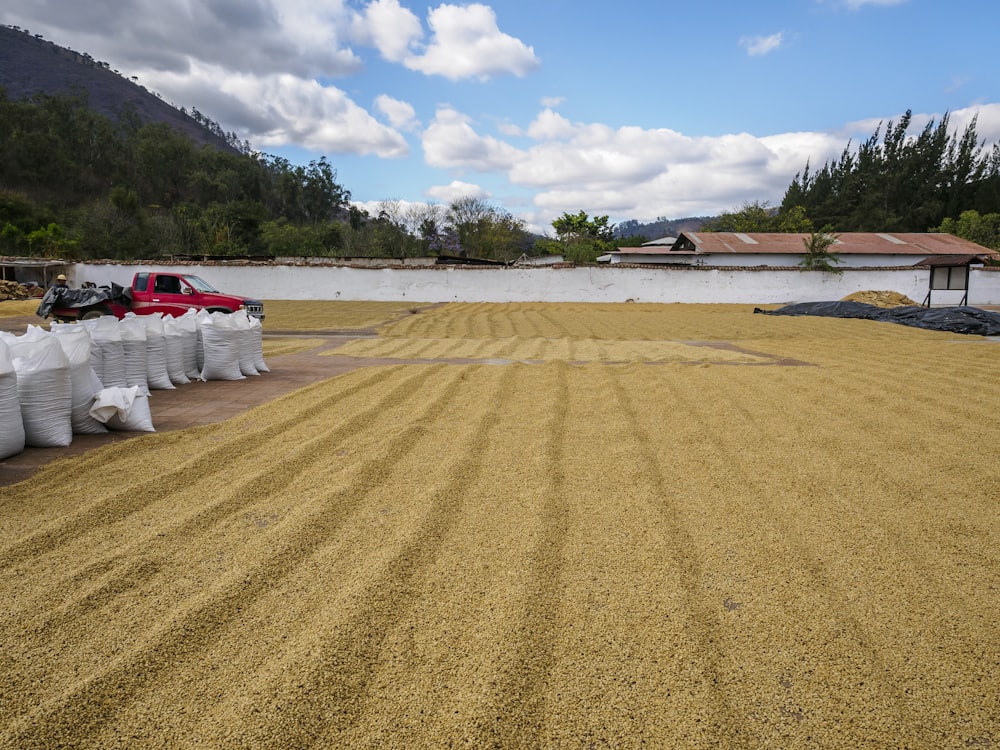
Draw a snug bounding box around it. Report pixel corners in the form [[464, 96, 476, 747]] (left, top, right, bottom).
[[4, 90, 999, 262], [703, 111, 1000, 250], [0, 89, 542, 261]]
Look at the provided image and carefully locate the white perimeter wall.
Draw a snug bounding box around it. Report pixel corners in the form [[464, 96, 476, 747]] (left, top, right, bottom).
[[70, 263, 1000, 305]]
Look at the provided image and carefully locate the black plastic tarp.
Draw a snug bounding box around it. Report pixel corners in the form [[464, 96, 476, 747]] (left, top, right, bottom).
[[754, 302, 1000, 336], [35, 284, 130, 319]]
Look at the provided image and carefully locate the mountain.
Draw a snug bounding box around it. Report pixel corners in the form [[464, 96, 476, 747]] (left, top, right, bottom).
[[0, 25, 238, 153], [615, 216, 709, 240]]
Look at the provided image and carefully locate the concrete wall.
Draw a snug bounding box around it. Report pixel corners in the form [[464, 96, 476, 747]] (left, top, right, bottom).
[[698, 253, 935, 269], [69, 262, 1000, 305]]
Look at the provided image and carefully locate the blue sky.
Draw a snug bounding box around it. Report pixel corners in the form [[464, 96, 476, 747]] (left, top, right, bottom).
[[4, 0, 999, 234]]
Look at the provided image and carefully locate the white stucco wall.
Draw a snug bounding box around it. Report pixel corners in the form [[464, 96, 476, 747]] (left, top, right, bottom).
[[610, 253, 926, 268], [697, 253, 934, 269], [68, 262, 1000, 305]]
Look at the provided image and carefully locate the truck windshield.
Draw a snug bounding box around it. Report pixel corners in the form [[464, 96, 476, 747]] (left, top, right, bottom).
[[183, 276, 220, 293]]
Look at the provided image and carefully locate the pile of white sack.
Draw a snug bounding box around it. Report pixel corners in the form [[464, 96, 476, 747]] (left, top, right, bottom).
[[0, 309, 267, 460]]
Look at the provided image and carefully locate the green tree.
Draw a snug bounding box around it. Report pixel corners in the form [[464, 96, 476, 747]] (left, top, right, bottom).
[[551, 210, 616, 263], [799, 227, 843, 273], [447, 196, 530, 261], [935, 209, 1000, 251], [702, 201, 777, 232], [26, 222, 78, 257], [781, 110, 994, 233]]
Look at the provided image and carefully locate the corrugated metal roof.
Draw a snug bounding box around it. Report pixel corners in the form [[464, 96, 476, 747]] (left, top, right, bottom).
[[674, 232, 1000, 256], [912, 254, 988, 267], [640, 236, 677, 246], [614, 246, 691, 255]]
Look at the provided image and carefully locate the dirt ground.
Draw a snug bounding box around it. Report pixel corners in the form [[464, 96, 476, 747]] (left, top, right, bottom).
[[0, 302, 998, 748]]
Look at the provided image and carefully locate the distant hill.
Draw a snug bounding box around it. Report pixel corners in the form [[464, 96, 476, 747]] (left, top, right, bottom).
[[615, 216, 709, 240], [0, 25, 239, 153]]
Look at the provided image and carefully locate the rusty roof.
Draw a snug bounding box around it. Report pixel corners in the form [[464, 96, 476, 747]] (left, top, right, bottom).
[[672, 232, 1000, 257], [912, 254, 990, 267], [613, 246, 695, 255]]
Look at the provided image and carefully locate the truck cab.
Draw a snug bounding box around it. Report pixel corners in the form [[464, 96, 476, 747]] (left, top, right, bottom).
[[130, 272, 265, 319]]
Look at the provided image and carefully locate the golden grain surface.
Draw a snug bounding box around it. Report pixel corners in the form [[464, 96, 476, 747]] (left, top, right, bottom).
[[260, 337, 329, 358], [1, 302, 998, 749], [263, 300, 427, 331], [0, 299, 40, 318]]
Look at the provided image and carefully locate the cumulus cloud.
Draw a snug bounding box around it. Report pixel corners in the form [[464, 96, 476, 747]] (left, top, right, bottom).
[[425, 180, 490, 203], [421, 105, 853, 224], [404, 3, 539, 81], [740, 32, 784, 56], [422, 107, 522, 171], [375, 94, 419, 131], [4, 0, 362, 78], [145, 63, 408, 157], [350, 0, 422, 62], [541, 95, 565, 108], [526, 109, 577, 141]]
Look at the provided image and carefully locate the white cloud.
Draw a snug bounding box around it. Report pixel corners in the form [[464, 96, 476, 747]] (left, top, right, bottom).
[[422, 107, 522, 171], [145, 64, 409, 157], [425, 180, 490, 203], [4, 0, 363, 79], [404, 4, 539, 81], [420, 105, 853, 224], [350, 0, 422, 62], [541, 95, 565, 108], [526, 109, 576, 141], [375, 94, 419, 131], [496, 121, 523, 137], [740, 32, 784, 57]]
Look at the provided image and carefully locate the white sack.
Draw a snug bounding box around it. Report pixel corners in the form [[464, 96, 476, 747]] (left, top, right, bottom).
[[50, 324, 107, 435], [231, 310, 259, 377], [163, 317, 191, 385], [138, 313, 174, 390], [89, 386, 155, 432], [5, 326, 73, 448], [80, 314, 127, 388], [118, 315, 150, 395], [175, 309, 200, 381], [0, 338, 26, 459], [248, 315, 269, 373], [199, 312, 244, 381], [195, 308, 208, 373]]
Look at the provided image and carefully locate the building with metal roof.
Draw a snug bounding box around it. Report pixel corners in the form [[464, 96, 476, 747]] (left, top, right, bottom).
[[605, 232, 999, 268]]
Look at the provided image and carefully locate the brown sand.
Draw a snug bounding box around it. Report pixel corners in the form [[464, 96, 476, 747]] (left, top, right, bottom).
[[0, 302, 997, 748]]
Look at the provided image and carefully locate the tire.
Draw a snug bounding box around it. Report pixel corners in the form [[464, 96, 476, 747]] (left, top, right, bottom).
[[206, 307, 233, 314], [80, 306, 112, 320]]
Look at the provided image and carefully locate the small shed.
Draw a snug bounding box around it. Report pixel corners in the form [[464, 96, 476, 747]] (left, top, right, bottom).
[[913, 254, 989, 307], [0, 257, 70, 288]]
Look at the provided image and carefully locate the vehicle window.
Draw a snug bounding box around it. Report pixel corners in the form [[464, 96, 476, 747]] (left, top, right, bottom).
[[184, 276, 220, 293], [133, 273, 149, 292], [154, 276, 181, 294]]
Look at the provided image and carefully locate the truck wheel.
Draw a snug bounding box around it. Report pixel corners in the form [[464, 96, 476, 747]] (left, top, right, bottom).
[[80, 306, 112, 320]]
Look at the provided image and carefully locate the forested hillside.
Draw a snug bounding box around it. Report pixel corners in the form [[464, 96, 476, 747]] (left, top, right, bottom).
[[0, 25, 238, 153]]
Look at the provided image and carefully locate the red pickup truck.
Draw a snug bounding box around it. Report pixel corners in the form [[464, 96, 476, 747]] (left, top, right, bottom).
[[38, 271, 265, 322]]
